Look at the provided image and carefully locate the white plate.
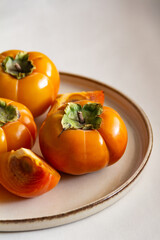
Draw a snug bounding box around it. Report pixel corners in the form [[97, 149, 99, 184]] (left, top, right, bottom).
[[0, 72, 153, 232]]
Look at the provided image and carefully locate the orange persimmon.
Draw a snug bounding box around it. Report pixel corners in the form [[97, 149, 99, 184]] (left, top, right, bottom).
[[0, 148, 60, 198], [0, 50, 60, 117], [0, 98, 37, 153], [39, 100, 128, 175]]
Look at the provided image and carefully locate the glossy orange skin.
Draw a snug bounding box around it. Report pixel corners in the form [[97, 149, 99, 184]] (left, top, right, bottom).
[[39, 101, 128, 175], [0, 98, 37, 153], [40, 110, 109, 175], [0, 149, 60, 198], [99, 106, 128, 165], [0, 50, 60, 117]]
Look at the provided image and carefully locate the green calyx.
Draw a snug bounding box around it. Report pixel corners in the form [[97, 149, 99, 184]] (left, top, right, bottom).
[[2, 52, 35, 79], [0, 101, 20, 127], [61, 102, 103, 131]]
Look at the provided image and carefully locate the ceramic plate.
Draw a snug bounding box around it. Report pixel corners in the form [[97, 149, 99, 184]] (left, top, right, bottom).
[[0, 72, 153, 232]]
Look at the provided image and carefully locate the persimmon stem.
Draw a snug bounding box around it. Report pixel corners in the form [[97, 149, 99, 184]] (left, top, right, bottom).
[[15, 62, 22, 72], [77, 111, 85, 124]]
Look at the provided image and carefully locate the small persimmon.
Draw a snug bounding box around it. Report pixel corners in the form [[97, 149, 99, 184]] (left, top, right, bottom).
[[0, 50, 60, 117], [0, 98, 37, 153]]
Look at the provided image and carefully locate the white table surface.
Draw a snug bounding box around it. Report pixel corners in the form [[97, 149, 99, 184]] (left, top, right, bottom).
[[0, 0, 160, 239]]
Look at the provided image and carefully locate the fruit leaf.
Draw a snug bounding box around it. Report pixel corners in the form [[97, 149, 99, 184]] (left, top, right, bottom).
[[61, 102, 103, 131], [2, 52, 35, 80], [0, 101, 19, 127], [64, 102, 82, 121]]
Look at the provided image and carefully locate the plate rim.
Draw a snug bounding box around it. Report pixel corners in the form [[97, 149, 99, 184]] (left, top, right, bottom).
[[0, 71, 153, 226]]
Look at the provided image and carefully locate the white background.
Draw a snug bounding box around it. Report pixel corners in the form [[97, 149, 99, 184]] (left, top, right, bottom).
[[0, 0, 160, 239]]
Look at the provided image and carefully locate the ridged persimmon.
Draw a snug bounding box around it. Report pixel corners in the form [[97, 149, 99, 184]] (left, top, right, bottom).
[[0, 50, 60, 117], [39, 100, 128, 175], [0, 98, 37, 153]]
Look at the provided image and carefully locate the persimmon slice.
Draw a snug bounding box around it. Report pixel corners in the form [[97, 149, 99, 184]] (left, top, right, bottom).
[[0, 148, 60, 198], [48, 90, 104, 115]]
